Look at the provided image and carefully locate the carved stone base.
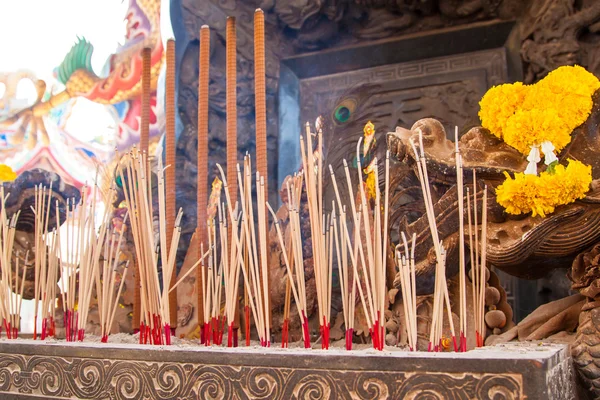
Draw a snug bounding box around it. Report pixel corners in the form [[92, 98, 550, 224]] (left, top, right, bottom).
[[0, 341, 575, 399]]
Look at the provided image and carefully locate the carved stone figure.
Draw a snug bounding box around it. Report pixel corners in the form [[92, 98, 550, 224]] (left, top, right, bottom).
[[386, 89, 600, 394]]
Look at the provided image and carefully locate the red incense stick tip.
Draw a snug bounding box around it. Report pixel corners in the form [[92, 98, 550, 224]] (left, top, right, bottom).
[[165, 324, 172, 346], [228, 324, 234, 348], [233, 327, 239, 347]]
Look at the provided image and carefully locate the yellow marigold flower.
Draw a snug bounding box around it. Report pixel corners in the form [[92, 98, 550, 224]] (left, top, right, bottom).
[[479, 65, 599, 157], [496, 172, 554, 217], [0, 164, 17, 182], [540, 65, 600, 98], [478, 82, 527, 139], [548, 159, 592, 204], [496, 159, 592, 218], [524, 84, 593, 131], [503, 108, 571, 155]]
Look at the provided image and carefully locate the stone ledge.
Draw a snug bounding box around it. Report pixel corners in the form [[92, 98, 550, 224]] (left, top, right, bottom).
[[0, 340, 575, 399]]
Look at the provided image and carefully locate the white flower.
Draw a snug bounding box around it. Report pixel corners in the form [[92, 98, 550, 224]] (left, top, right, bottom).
[[540, 140, 559, 165], [524, 145, 541, 175]]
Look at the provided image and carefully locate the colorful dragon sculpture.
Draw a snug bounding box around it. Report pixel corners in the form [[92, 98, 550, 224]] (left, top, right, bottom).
[[0, 0, 164, 152]]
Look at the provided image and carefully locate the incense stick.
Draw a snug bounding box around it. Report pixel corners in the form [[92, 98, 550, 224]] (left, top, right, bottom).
[[454, 127, 467, 351], [165, 38, 178, 332], [410, 130, 457, 352], [197, 25, 210, 343]]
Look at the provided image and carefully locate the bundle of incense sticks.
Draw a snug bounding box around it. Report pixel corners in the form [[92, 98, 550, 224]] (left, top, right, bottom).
[[327, 141, 390, 351], [395, 232, 417, 350], [0, 186, 24, 339], [216, 155, 271, 347], [299, 122, 333, 349], [77, 186, 108, 341], [199, 216, 225, 346], [118, 149, 185, 345], [216, 165, 246, 347], [466, 170, 488, 347], [331, 202, 357, 351], [217, 197, 240, 348], [32, 184, 52, 339], [98, 214, 130, 343], [59, 198, 78, 342], [42, 227, 59, 339], [410, 130, 458, 352], [60, 181, 111, 341], [454, 128, 468, 351], [268, 173, 309, 348], [202, 177, 226, 346]]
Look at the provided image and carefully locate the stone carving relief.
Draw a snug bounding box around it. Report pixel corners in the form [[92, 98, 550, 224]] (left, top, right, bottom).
[[519, 0, 600, 83], [261, 0, 526, 51], [0, 351, 527, 399]]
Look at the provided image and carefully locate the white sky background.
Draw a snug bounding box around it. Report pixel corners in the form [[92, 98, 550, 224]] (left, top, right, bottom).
[[0, 0, 128, 82], [0, 0, 174, 142], [0, 0, 173, 333]]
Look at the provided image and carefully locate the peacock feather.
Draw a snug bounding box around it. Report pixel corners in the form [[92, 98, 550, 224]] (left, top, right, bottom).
[[57, 37, 95, 85]]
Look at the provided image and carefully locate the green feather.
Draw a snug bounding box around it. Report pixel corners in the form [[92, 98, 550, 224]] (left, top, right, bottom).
[[57, 37, 94, 85]]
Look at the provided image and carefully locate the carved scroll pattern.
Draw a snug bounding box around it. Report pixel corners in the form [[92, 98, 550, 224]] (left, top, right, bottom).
[[0, 352, 525, 399]]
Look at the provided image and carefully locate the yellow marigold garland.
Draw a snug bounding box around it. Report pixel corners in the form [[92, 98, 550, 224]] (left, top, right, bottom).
[[496, 159, 592, 218], [502, 108, 571, 155], [479, 65, 600, 156], [478, 82, 528, 140], [542, 65, 600, 98], [479, 65, 598, 217]]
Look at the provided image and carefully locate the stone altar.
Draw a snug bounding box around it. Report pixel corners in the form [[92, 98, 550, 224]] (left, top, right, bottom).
[[0, 340, 576, 399]]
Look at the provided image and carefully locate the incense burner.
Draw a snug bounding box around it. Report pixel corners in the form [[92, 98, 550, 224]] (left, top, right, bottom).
[[0, 340, 574, 399]]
